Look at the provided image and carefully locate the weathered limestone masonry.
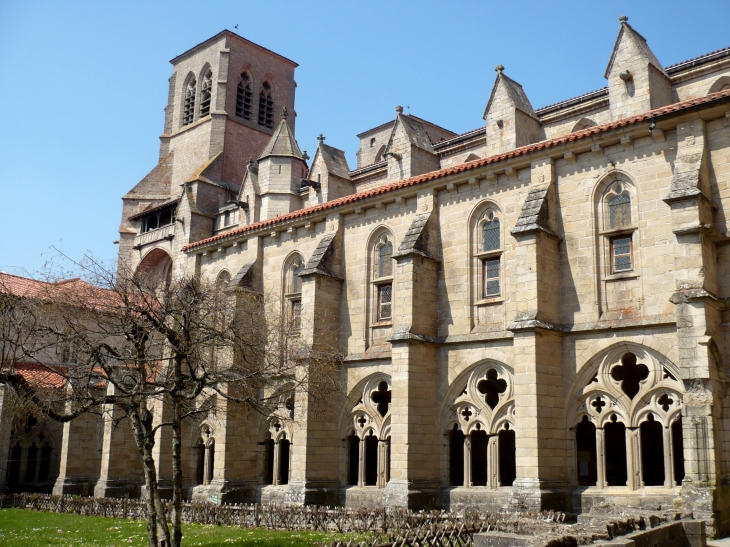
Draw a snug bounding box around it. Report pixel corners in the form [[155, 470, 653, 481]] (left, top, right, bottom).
[[5, 15, 730, 536]]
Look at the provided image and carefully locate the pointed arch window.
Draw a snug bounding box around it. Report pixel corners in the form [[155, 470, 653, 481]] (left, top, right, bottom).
[[372, 234, 394, 322], [258, 82, 274, 128], [183, 78, 196, 126], [475, 210, 502, 299], [284, 256, 303, 331], [236, 73, 253, 120], [199, 70, 212, 118], [602, 182, 637, 275]]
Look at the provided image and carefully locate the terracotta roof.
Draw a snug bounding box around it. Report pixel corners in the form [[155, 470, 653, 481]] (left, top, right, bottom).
[[0, 273, 117, 312], [183, 87, 730, 252], [13, 363, 66, 389]]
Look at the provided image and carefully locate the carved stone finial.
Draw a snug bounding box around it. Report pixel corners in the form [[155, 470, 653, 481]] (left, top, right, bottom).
[[395, 105, 404, 114], [495, 64, 504, 74], [317, 134, 325, 143], [281, 106, 288, 119], [302, 150, 309, 161], [619, 15, 628, 23]]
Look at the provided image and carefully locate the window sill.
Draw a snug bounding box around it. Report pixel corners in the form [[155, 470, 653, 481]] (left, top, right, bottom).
[[475, 297, 504, 306], [373, 276, 394, 284], [475, 250, 502, 259], [600, 225, 637, 237], [604, 271, 639, 282], [371, 320, 393, 328]]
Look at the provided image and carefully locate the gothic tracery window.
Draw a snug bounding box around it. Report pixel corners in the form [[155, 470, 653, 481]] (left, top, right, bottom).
[[262, 393, 294, 487], [199, 70, 212, 118], [183, 77, 197, 126], [602, 181, 636, 275], [570, 348, 684, 490], [443, 363, 515, 489], [475, 209, 502, 299], [258, 81, 274, 128], [344, 376, 392, 488], [372, 233, 394, 322], [236, 72, 253, 120]]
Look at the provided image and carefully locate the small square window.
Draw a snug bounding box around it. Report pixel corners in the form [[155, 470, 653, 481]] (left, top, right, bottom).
[[378, 284, 392, 321], [611, 236, 632, 273], [483, 258, 500, 297]]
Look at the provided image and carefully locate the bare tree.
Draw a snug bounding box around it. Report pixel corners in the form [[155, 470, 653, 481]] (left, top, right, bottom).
[[0, 257, 343, 547]]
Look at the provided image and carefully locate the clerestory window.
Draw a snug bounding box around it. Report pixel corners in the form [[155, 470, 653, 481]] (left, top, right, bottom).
[[476, 211, 502, 298], [236, 73, 253, 120], [372, 234, 394, 322], [183, 78, 196, 126], [199, 70, 212, 118], [258, 82, 274, 128]]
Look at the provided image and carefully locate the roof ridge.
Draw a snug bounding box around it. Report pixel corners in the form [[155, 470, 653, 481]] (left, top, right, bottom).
[[183, 87, 730, 252]]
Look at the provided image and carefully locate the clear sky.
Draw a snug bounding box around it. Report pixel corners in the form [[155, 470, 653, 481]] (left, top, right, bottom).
[[1, 0, 728, 276]]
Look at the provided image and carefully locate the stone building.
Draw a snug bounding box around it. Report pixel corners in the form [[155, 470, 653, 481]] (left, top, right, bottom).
[[6, 16, 730, 535]]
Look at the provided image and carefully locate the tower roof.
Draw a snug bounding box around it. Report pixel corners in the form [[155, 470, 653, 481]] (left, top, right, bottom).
[[258, 113, 304, 161], [604, 16, 666, 79], [483, 66, 538, 120]]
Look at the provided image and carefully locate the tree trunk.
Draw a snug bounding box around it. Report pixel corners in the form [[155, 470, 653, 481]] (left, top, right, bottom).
[[128, 404, 170, 547], [171, 385, 183, 547]]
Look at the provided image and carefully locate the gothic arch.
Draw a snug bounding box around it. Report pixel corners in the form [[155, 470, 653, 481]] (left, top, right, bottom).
[[708, 76, 730, 94], [134, 248, 173, 289], [439, 360, 515, 435], [180, 71, 197, 127], [198, 63, 213, 118], [340, 372, 392, 440], [572, 117, 597, 132], [566, 342, 683, 429], [374, 145, 386, 163]]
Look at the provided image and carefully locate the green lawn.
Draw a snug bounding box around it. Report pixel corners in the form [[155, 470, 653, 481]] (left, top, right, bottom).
[[0, 509, 362, 547]]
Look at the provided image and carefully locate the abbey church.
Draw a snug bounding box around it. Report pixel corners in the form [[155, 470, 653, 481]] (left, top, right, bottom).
[[4, 15, 730, 536]]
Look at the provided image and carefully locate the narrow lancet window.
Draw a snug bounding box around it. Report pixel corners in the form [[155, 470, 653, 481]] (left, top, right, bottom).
[[236, 73, 253, 120], [482, 217, 500, 252], [258, 82, 274, 128], [609, 192, 631, 229], [183, 78, 196, 126], [378, 238, 393, 278], [199, 70, 212, 117]]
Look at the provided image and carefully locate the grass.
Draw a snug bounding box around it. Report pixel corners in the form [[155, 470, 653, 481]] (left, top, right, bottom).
[[0, 509, 366, 547]]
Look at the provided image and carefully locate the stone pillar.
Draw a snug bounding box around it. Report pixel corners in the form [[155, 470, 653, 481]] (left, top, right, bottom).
[[488, 436, 499, 489], [663, 426, 674, 488], [287, 213, 343, 505], [94, 390, 144, 498], [508, 159, 569, 511], [53, 411, 102, 496], [627, 428, 641, 490], [596, 429, 606, 490], [663, 116, 726, 534], [357, 436, 365, 488], [377, 439, 388, 488], [464, 435, 472, 488], [272, 440, 281, 487], [384, 189, 441, 508]]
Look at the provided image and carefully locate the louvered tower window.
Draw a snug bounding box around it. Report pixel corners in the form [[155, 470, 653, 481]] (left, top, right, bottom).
[[258, 82, 274, 128], [199, 70, 212, 117], [183, 78, 196, 126], [236, 73, 253, 119]]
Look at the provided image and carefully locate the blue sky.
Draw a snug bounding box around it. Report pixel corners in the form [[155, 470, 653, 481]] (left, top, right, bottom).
[[1, 0, 729, 276]]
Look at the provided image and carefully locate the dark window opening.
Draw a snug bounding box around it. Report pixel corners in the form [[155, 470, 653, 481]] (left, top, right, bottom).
[[370, 137, 376, 148], [264, 437, 274, 485], [604, 417, 627, 486], [483, 258, 500, 297], [610, 353, 649, 400], [482, 218, 500, 252], [576, 416, 597, 486], [199, 70, 212, 117], [7, 443, 21, 485], [38, 443, 52, 482], [290, 299, 301, 330], [370, 381, 391, 417], [142, 206, 176, 233], [206, 442, 215, 484], [236, 73, 253, 120], [24, 444, 38, 482], [477, 369, 508, 410], [279, 439, 290, 485], [471, 430, 488, 486], [449, 425, 465, 487], [348, 435, 360, 486], [183, 79, 196, 126], [195, 441, 205, 485], [223, 211, 230, 227], [377, 284, 392, 321], [365, 434, 378, 486], [611, 236, 633, 273], [498, 428, 516, 486], [640, 415, 665, 486], [672, 418, 685, 485], [258, 82, 274, 128]]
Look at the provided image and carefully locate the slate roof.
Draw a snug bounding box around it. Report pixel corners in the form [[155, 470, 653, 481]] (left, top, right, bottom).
[[300, 233, 339, 277], [318, 143, 351, 179], [511, 187, 553, 236], [183, 87, 730, 252], [259, 118, 304, 160]]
